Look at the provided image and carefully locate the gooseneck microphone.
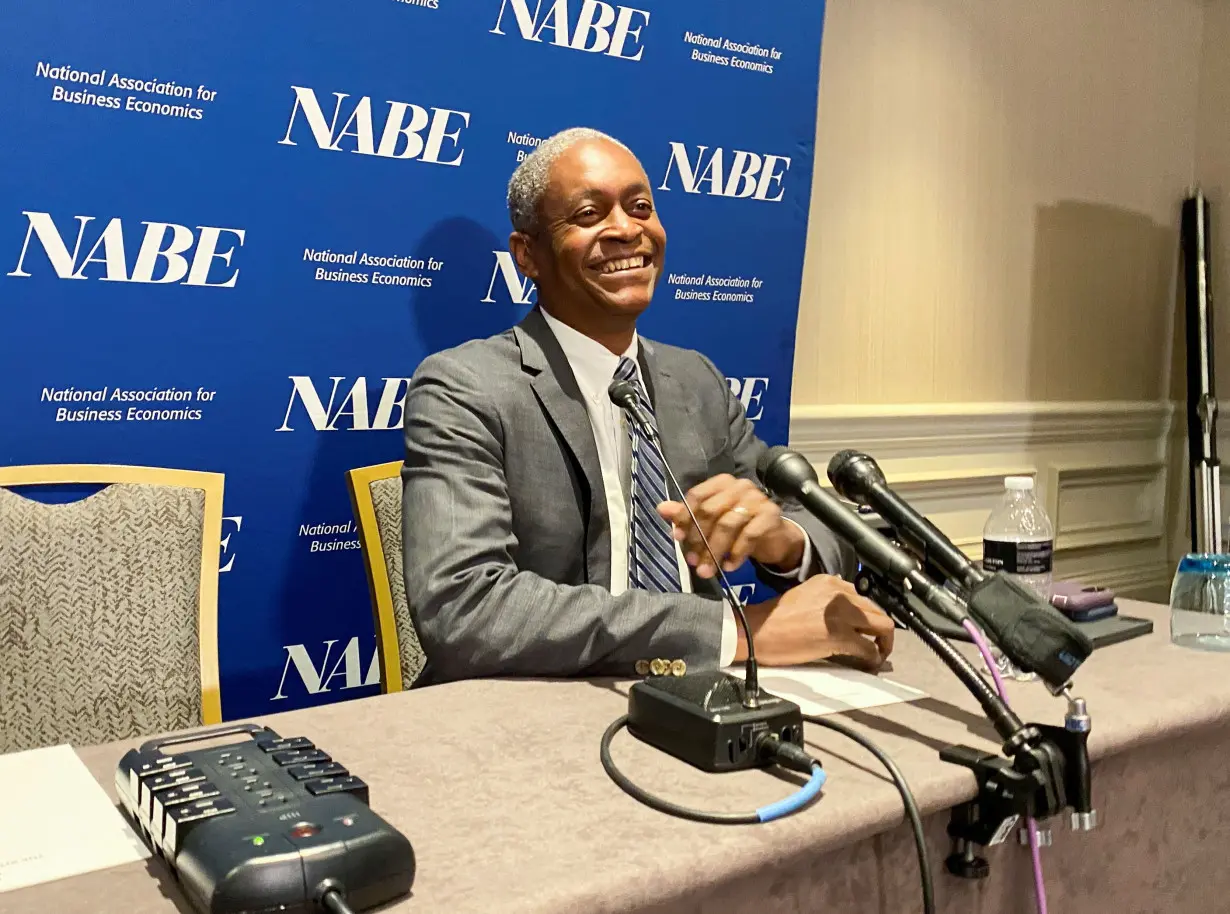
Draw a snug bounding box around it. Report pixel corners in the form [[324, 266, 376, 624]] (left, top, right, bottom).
[[608, 380, 655, 438], [608, 378, 760, 704], [607, 380, 812, 775], [825, 449, 1093, 691]]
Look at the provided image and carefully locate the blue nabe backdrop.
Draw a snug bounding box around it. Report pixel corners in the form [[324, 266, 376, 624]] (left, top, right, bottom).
[[0, 0, 828, 718]]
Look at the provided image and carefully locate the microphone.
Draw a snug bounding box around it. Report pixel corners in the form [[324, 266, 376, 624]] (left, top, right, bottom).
[[762, 446, 1099, 857], [754, 446, 967, 624], [828, 449, 986, 592], [607, 379, 805, 773], [755, 446, 1029, 739], [826, 449, 1093, 690], [608, 378, 760, 700], [609, 380, 655, 438]]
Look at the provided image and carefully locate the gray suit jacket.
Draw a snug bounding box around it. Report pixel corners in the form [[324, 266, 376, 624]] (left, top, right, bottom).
[[400, 306, 853, 685]]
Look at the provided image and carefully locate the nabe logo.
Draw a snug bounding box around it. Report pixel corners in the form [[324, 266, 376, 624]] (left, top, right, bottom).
[[728, 377, 769, 421], [659, 143, 791, 201], [276, 376, 413, 432], [278, 86, 470, 165], [481, 250, 536, 305], [272, 638, 380, 699], [490, 0, 650, 61], [8, 211, 244, 286]]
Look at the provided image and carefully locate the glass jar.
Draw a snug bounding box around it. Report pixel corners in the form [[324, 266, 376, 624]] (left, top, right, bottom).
[[1170, 553, 1230, 651]]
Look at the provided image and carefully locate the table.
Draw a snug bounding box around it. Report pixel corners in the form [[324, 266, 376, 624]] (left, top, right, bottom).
[[7, 600, 1230, 913]]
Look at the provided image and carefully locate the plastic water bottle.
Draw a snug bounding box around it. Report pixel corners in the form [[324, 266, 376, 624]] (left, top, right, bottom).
[[981, 476, 1054, 682]]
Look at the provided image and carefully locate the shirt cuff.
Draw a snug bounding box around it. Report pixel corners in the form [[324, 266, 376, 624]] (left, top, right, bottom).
[[720, 602, 738, 668], [771, 517, 814, 581]]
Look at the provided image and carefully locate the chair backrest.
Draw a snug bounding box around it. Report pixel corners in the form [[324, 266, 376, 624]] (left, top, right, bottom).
[[347, 460, 424, 692], [0, 464, 224, 753]]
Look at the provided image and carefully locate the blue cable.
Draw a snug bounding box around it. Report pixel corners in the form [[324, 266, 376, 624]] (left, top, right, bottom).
[[755, 764, 827, 822], [600, 717, 827, 825]]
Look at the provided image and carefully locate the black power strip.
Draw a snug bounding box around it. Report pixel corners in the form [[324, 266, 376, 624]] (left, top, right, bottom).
[[115, 723, 414, 914]]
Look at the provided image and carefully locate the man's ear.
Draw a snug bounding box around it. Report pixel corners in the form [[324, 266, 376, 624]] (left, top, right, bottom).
[[509, 232, 540, 280]]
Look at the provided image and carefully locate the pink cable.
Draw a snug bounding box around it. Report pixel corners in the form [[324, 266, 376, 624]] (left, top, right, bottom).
[[961, 619, 1048, 914]]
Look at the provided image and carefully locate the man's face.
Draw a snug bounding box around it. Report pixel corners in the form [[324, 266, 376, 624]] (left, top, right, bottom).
[[512, 138, 667, 324]]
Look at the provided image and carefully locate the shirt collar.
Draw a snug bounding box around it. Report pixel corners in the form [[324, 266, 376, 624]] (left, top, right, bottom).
[[539, 307, 639, 402]]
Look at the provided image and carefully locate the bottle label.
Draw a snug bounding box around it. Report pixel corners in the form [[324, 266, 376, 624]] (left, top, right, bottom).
[[983, 539, 1053, 575]]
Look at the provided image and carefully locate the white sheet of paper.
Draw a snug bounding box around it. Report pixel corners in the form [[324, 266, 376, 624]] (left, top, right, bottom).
[[723, 664, 926, 716], [0, 744, 149, 894]]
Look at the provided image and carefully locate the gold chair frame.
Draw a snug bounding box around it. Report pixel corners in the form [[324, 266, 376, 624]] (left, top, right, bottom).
[[346, 460, 406, 693]]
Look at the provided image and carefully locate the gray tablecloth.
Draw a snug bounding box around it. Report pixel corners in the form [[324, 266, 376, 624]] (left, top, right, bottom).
[[6, 600, 1230, 913]]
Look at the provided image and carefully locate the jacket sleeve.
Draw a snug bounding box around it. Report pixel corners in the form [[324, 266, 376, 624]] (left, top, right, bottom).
[[695, 353, 858, 590]]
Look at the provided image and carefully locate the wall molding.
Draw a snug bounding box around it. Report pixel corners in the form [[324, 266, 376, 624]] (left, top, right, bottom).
[[1045, 460, 1165, 551], [788, 400, 1176, 599], [1077, 560, 1174, 603], [790, 400, 1174, 458]]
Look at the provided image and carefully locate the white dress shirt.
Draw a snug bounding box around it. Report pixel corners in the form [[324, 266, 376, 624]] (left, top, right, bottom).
[[540, 309, 812, 666]]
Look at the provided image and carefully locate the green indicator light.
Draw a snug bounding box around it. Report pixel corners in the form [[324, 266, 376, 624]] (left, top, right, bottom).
[[251, 836, 265, 846]]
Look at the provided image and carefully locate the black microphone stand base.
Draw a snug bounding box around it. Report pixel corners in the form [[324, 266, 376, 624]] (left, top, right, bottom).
[[939, 745, 1043, 879], [627, 671, 804, 773], [853, 565, 1095, 880], [940, 719, 1094, 879]]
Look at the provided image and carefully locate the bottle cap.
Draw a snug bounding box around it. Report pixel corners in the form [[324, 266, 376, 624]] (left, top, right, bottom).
[[1005, 475, 1034, 491]]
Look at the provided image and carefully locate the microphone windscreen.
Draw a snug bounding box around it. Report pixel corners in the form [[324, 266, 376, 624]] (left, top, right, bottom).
[[755, 445, 790, 483], [826, 449, 863, 480], [967, 574, 1093, 687], [826, 449, 887, 499], [756, 446, 818, 495]]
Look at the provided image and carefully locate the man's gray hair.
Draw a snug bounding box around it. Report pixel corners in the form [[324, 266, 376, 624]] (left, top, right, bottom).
[[506, 127, 633, 235]]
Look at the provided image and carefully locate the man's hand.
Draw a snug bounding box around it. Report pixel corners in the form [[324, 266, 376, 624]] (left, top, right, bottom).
[[657, 473, 805, 578], [735, 575, 895, 671]]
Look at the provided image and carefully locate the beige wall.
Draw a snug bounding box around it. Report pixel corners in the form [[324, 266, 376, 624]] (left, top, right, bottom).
[[795, 0, 1203, 406], [788, 0, 1210, 599], [1197, 2, 1230, 398]]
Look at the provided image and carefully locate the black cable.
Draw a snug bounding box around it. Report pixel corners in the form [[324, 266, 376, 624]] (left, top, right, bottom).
[[804, 714, 934, 914], [600, 716, 825, 824], [319, 888, 356, 914], [601, 716, 757, 823]]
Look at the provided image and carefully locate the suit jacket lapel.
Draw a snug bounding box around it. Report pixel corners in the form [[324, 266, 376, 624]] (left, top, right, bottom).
[[637, 337, 699, 504], [513, 307, 611, 588]]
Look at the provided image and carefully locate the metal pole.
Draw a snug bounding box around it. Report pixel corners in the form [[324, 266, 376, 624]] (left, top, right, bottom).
[[1182, 188, 1222, 554]]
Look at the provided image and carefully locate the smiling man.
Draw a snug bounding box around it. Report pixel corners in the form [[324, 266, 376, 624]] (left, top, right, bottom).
[[400, 126, 893, 686]]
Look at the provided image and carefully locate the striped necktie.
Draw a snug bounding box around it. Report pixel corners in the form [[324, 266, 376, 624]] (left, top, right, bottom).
[[615, 356, 683, 593]]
